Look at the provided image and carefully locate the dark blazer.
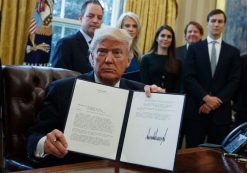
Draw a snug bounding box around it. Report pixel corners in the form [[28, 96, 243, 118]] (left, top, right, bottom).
[[176, 45, 187, 63], [51, 31, 93, 74], [0, 59, 2, 110], [184, 39, 241, 125], [234, 54, 247, 124], [176, 45, 188, 93], [26, 71, 145, 167]]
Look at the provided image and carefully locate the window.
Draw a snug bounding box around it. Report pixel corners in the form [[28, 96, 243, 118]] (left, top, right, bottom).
[[50, 0, 124, 61]]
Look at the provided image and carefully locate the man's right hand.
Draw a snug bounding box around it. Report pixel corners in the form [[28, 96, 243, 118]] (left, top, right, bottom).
[[44, 129, 68, 158], [202, 95, 222, 110], [144, 84, 166, 97]]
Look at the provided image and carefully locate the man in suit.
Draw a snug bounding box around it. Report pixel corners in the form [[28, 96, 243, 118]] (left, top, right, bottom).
[[50, 0, 103, 74], [26, 27, 164, 167], [176, 22, 203, 148], [176, 21, 203, 63], [234, 53, 247, 125], [183, 9, 241, 147]]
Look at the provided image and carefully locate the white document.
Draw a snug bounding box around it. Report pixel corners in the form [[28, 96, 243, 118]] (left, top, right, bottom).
[[64, 79, 185, 171], [64, 79, 129, 160], [120, 92, 184, 171]]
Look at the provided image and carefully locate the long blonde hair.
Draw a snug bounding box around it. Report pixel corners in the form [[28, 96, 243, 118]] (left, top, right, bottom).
[[116, 12, 142, 63]]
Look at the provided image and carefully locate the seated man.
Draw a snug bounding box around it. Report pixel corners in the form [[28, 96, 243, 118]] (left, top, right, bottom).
[[26, 27, 164, 167]]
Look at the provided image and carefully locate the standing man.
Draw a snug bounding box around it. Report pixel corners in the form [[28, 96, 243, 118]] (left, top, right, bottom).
[[50, 0, 103, 74], [184, 9, 241, 147], [176, 21, 204, 62], [176, 21, 204, 93], [176, 22, 203, 148]]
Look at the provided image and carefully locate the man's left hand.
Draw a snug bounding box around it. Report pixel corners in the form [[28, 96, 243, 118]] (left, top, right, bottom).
[[144, 84, 166, 97]]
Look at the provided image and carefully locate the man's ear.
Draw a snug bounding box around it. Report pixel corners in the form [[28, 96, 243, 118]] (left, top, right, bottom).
[[126, 56, 131, 67], [184, 34, 187, 42], [78, 15, 83, 22]]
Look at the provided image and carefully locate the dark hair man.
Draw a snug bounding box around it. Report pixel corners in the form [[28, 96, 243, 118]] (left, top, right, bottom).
[[51, 0, 103, 74], [183, 9, 241, 147]]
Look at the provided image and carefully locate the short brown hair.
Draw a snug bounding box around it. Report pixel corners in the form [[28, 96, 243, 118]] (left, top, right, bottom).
[[184, 21, 203, 36], [207, 9, 226, 23], [81, 0, 104, 16]]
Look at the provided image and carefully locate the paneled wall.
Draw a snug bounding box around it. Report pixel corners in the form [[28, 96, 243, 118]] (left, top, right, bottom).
[[224, 0, 247, 54], [175, 0, 216, 47]]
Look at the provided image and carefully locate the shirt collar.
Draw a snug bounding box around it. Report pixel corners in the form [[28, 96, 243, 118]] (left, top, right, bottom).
[[207, 36, 222, 44], [80, 29, 92, 44], [94, 73, 120, 87], [186, 43, 190, 49]]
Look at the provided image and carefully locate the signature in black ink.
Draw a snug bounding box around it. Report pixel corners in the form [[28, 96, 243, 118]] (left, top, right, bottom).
[[146, 128, 168, 145]]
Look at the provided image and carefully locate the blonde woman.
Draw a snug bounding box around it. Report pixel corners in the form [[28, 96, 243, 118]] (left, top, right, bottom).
[[116, 12, 142, 73]]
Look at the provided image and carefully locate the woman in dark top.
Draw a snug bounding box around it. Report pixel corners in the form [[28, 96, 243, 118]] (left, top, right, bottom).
[[140, 24, 181, 93]]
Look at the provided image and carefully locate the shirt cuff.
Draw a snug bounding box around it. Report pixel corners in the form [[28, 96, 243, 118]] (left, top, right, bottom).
[[34, 136, 48, 158]]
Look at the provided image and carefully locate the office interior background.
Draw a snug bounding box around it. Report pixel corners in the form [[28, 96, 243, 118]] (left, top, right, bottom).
[[0, 0, 246, 66]]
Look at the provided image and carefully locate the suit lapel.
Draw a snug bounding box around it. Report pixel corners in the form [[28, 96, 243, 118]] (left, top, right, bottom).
[[75, 31, 89, 50], [182, 45, 187, 53], [181, 45, 187, 61], [78, 71, 95, 82], [200, 40, 213, 79], [119, 79, 128, 89], [213, 41, 226, 78]]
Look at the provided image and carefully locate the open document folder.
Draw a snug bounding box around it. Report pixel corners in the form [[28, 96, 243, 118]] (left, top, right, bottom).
[[64, 79, 185, 171]]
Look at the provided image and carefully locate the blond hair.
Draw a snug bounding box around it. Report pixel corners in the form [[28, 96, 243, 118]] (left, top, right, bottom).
[[116, 12, 142, 63]]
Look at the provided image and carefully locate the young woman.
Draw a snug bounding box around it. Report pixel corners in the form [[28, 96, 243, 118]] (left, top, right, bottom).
[[140, 24, 181, 93], [116, 12, 142, 73]]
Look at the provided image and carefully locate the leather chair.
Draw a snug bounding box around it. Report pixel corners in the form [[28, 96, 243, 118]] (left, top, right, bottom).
[[1, 65, 80, 171]]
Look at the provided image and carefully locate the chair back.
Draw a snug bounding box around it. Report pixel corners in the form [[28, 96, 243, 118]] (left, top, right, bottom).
[[1, 65, 80, 171]]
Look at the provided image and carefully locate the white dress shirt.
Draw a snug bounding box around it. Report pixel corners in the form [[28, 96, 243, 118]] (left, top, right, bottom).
[[207, 36, 222, 65], [80, 29, 92, 46]]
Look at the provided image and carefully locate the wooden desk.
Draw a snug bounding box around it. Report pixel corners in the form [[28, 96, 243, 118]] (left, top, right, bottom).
[[13, 148, 247, 173]]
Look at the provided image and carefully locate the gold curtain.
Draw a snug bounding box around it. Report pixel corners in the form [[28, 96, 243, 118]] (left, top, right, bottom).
[[125, 0, 177, 54], [0, 0, 36, 65], [175, 0, 217, 47], [216, 0, 226, 10]]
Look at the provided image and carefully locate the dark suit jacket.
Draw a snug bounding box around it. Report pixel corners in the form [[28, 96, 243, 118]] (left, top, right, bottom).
[[176, 45, 187, 63], [26, 71, 145, 167], [234, 54, 247, 124], [0, 59, 2, 108], [176, 45, 188, 93], [184, 39, 241, 125], [51, 31, 93, 74]]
